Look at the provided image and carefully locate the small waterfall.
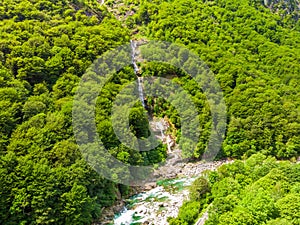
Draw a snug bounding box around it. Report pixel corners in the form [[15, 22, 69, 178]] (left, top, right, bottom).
[[138, 77, 145, 107], [130, 40, 139, 74], [130, 40, 145, 107]]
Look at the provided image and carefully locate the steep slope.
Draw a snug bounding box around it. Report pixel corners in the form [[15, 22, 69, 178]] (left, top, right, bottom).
[[129, 0, 300, 159], [169, 154, 300, 225], [0, 0, 132, 224]]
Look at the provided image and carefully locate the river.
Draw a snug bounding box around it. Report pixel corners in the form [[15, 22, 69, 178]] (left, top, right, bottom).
[[110, 160, 231, 225], [114, 177, 195, 225]]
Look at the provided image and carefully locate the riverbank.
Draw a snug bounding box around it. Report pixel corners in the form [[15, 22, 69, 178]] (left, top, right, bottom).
[[98, 159, 232, 225]]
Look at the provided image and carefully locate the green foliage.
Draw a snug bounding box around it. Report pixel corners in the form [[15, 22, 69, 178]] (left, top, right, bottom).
[[1, 0, 300, 224], [171, 155, 300, 225], [189, 177, 210, 202], [276, 194, 300, 224], [168, 201, 200, 225], [0, 0, 137, 224], [132, 0, 300, 159]]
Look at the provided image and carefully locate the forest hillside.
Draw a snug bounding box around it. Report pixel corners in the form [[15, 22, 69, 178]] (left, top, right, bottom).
[[0, 0, 299, 224]]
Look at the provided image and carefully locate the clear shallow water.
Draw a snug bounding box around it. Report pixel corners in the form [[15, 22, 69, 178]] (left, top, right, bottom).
[[113, 177, 196, 225]]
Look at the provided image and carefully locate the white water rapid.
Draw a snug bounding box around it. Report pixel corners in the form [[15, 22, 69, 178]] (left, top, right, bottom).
[[114, 177, 195, 225]]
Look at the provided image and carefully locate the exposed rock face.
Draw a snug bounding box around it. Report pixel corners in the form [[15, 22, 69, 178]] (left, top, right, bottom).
[[262, 0, 300, 20], [97, 201, 125, 225], [144, 182, 157, 191], [195, 211, 209, 225], [263, 0, 300, 10], [102, 0, 139, 22]]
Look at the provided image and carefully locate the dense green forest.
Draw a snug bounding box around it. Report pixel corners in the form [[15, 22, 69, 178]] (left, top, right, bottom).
[[0, 0, 300, 224], [168, 153, 300, 225], [0, 0, 134, 224], [132, 0, 300, 159]]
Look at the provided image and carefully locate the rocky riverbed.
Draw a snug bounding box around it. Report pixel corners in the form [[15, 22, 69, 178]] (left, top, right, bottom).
[[98, 159, 232, 225], [114, 177, 194, 225]]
